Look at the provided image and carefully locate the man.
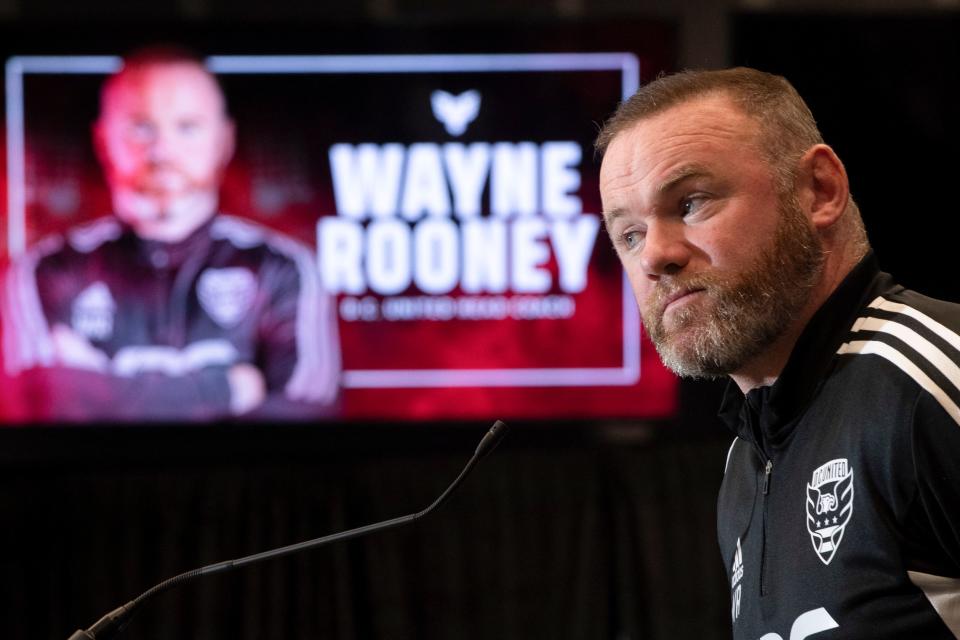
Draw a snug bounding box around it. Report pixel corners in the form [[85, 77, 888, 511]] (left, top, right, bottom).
[[1, 48, 340, 421], [597, 68, 960, 637]]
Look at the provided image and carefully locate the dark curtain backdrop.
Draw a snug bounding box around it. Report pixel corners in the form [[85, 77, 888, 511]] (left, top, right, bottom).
[[733, 12, 960, 304], [0, 411, 732, 640]]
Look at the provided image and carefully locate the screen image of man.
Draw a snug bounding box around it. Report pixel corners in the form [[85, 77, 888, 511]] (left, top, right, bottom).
[[597, 68, 960, 637], [1, 48, 341, 421]]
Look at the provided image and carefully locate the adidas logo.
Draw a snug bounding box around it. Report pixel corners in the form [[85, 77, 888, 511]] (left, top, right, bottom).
[[731, 537, 744, 587], [731, 537, 744, 622]]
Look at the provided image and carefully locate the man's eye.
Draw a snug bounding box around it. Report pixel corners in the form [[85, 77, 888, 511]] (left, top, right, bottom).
[[178, 121, 201, 135], [621, 229, 644, 250], [681, 196, 706, 217], [128, 122, 155, 142]]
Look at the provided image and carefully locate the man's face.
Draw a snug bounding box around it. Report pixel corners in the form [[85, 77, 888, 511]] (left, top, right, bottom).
[[94, 62, 235, 243], [599, 93, 823, 378]]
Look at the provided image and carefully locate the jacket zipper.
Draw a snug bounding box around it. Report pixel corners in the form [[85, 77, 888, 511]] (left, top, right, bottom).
[[760, 457, 773, 597], [743, 399, 773, 599]]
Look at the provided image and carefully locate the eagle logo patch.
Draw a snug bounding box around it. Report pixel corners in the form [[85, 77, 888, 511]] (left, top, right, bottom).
[[197, 267, 257, 329], [806, 458, 854, 566], [71, 281, 116, 342]]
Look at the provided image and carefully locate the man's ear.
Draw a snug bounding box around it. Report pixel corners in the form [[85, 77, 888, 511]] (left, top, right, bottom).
[[219, 117, 237, 170], [797, 144, 850, 230], [91, 119, 110, 177]]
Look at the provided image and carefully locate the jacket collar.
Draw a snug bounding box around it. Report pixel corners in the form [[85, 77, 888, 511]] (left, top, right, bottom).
[[123, 217, 217, 271], [717, 252, 884, 450]]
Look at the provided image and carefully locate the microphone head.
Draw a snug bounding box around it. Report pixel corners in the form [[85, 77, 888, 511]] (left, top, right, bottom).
[[475, 419, 509, 459]]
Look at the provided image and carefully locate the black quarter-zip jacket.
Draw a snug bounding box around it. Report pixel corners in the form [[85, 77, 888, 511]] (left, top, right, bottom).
[[718, 254, 960, 639]]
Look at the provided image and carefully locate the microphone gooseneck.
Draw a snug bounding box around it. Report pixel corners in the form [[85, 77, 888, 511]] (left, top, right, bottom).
[[67, 420, 510, 640]]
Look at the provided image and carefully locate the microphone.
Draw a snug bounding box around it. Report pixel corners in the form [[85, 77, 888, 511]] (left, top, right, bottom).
[[67, 419, 510, 640]]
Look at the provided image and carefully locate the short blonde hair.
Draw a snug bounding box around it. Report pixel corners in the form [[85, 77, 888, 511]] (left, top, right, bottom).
[[596, 67, 869, 257], [597, 68, 822, 191]]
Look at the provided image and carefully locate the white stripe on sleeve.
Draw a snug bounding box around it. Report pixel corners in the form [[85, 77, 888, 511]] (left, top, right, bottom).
[[908, 570, 960, 636], [837, 340, 960, 427]]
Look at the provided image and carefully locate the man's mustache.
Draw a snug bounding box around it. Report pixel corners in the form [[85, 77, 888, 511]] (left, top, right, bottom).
[[134, 165, 203, 193], [646, 276, 716, 317]]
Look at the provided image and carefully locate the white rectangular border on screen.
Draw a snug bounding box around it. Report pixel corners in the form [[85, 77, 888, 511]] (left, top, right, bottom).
[[5, 53, 641, 388]]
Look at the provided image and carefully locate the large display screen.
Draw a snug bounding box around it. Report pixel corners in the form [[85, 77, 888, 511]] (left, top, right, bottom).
[[0, 42, 678, 424]]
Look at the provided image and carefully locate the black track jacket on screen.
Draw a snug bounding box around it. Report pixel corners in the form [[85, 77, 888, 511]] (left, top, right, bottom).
[[1, 215, 340, 421], [718, 254, 960, 639]]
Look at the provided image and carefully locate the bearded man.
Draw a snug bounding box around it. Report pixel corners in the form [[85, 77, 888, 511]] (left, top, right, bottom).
[[1, 47, 340, 421], [598, 68, 960, 638]]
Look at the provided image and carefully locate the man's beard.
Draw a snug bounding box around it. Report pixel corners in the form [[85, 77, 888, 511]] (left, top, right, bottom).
[[111, 186, 219, 243], [642, 194, 824, 379]]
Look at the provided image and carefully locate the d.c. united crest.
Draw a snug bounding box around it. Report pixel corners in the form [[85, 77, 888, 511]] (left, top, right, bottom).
[[71, 281, 116, 342], [805, 458, 854, 565], [197, 268, 257, 329]]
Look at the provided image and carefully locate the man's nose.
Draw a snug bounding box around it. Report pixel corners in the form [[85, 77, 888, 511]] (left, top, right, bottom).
[[639, 220, 691, 278], [146, 131, 175, 163]]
